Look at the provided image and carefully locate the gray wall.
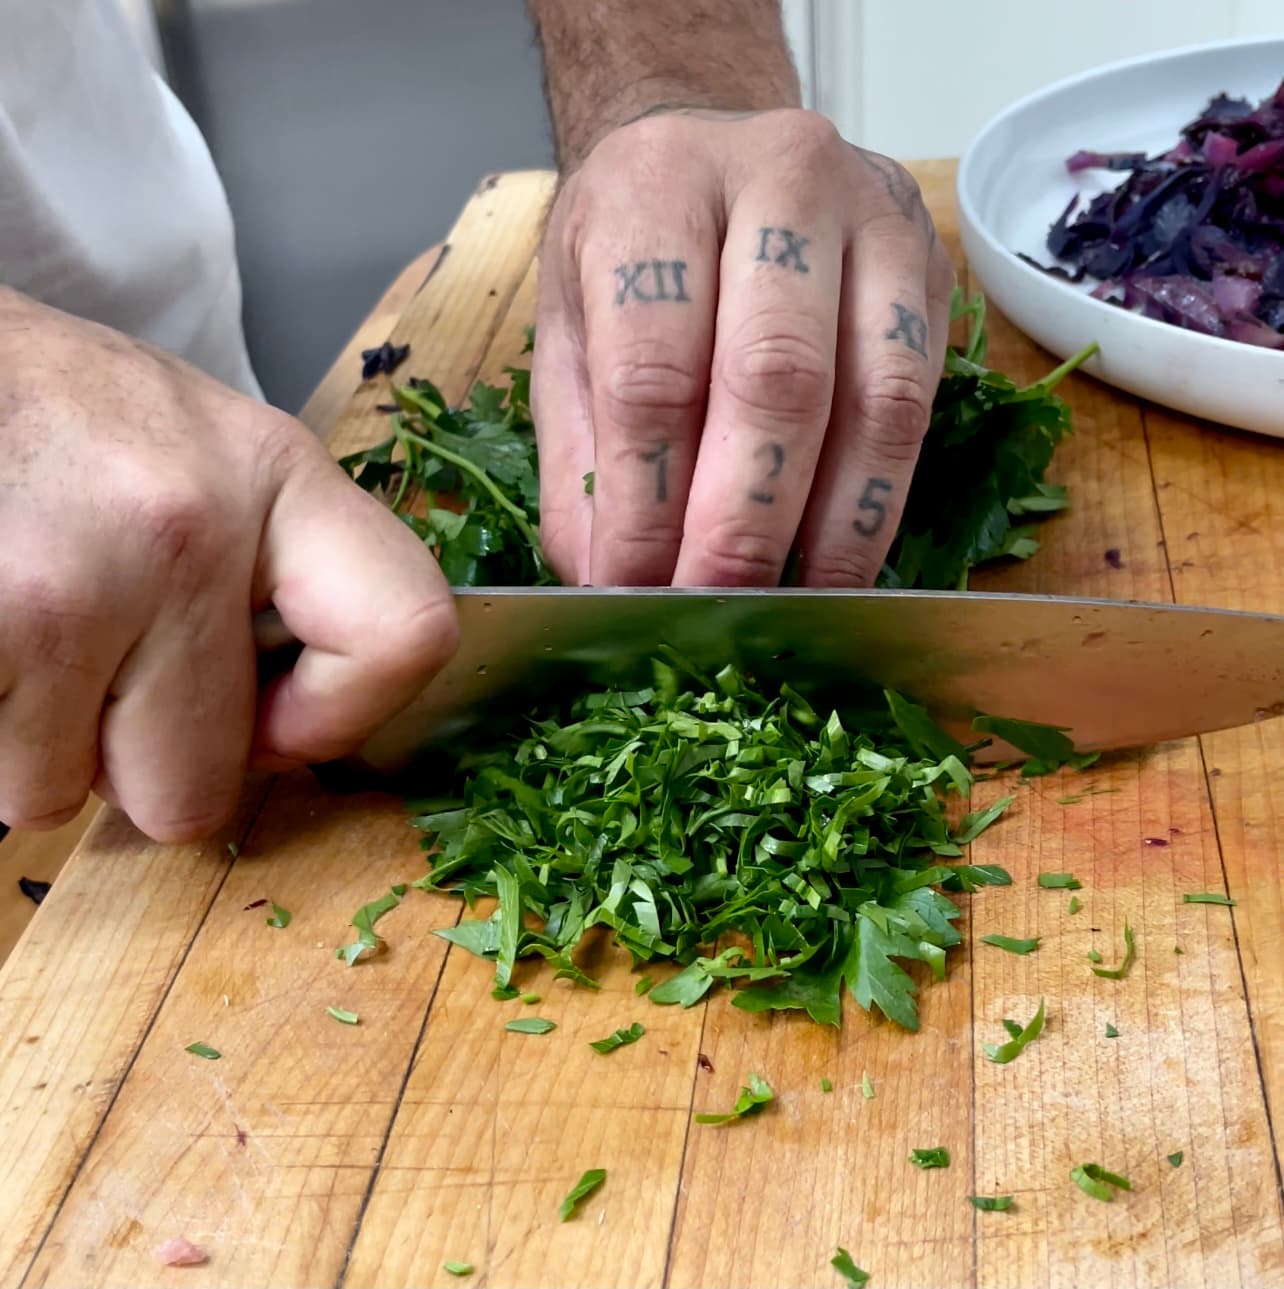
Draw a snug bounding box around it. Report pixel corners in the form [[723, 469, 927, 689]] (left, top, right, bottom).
[[162, 0, 555, 412]]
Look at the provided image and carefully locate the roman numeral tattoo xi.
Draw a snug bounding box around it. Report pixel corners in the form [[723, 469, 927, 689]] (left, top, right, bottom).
[[756, 227, 810, 273], [885, 303, 928, 357], [614, 260, 691, 305]]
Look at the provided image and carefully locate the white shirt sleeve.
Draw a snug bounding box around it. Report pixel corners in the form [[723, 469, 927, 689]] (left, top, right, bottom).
[[0, 0, 263, 400]]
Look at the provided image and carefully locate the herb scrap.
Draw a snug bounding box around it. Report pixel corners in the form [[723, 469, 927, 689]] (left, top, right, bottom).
[[1091, 920, 1136, 980], [1183, 892, 1236, 906], [695, 1073, 774, 1126], [1105, 1022, 1120, 1038], [558, 1168, 606, 1221], [1167, 1151, 1184, 1168], [1071, 1162, 1133, 1202], [589, 1022, 645, 1054], [336, 887, 404, 966], [184, 1042, 221, 1060], [909, 1147, 950, 1169], [326, 1006, 360, 1025], [831, 1247, 870, 1289], [980, 934, 1040, 955], [505, 1017, 556, 1035], [266, 902, 291, 929], [821, 1077, 834, 1093], [970, 1195, 1014, 1211], [1038, 873, 1082, 890], [1068, 895, 1082, 915], [985, 1000, 1046, 1064], [861, 1073, 875, 1099], [443, 1261, 474, 1277]]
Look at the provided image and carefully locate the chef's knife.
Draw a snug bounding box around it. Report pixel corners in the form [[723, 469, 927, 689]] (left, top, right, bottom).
[[254, 588, 1284, 776]]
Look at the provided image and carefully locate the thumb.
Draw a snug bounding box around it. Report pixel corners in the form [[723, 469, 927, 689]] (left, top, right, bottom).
[[252, 454, 459, 766]]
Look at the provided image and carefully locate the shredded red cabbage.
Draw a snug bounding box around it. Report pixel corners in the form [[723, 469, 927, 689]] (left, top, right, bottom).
[[1030, 81, 1284, 348]]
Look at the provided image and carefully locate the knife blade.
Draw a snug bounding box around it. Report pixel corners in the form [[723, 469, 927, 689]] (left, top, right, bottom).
[[252, 588, 1284, 776]]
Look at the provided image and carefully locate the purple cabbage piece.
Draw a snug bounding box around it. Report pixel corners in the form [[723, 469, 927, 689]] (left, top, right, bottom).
[[1028, 79, 1284, 347]]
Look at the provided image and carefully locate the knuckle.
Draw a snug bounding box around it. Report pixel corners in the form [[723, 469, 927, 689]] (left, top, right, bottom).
[[137, 798, 238, 845], [2, 797, 87, 833], [690, 524, 784, 587], [599, 345, 706, 429], [722, 329, 834, 420], [773, 109, 843, 166], [372, 594, 461, 686], [127, 483, 219, 571], [856, 368, 933, 456], [614, 112, 692, 159], [803, 549, 882, 588], [3, 572, 100, 661], [597, 524, 684, 581]]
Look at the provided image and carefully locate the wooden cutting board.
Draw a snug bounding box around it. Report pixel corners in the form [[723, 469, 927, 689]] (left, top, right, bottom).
[[0, 163, 1281, 1289]]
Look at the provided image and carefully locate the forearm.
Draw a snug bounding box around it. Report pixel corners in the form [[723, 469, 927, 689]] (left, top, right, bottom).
[[527, 0, 801, 170]]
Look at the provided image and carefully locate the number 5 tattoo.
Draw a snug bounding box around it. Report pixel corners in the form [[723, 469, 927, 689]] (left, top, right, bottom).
[[852, 477, 894, 537]]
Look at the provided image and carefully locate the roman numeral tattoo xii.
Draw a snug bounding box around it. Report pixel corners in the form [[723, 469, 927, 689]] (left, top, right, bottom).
[[614, 260, 691, 305]]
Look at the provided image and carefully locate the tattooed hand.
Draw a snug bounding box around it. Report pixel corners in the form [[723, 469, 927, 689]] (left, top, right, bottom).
[[531, 107, 953, 587]]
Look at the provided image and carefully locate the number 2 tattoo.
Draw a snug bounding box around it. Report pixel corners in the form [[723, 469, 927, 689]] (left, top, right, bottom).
[[885, 302, 928, 357], [641, 441, 672, 502], [614, 260, 691, 305], [755, 227, 810, 273], [852, 477, 894, 537], [749, 441, 785, 504]]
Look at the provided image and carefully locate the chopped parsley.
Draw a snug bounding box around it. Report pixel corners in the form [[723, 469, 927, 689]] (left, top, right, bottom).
[[589, 1022, 645, 1054], [558, 1168, 606, 1221], [1068, 896, 1082, 915], [326, 1006, 359, 1025], [821, 1077, 834, 1093], [1037, 873, 1082, 890], [335, 887, 404, 966], [831, 1247, 870, 1289], [980, 934, 1040, 955], [1167, 1151, 1184, 1168], [443, 1262, 474, 1277], [695, 1073, 774, 1125], [1105, 1022, 1120, 1038], [909, 1147, 950, 1169], [184, 1042, 220, 1060], [1091, 920, 1136, 980], [1183, 892, 1236, 906], [635, 975, 654, 996], [861, 1072, 875, 1099], [266, 902, 291, 929], [505, 1017, 556, 1035], [969, 1195, 1014, 1211], [984, 1000, 1046, 1064], [1070, 1162, 1132, 1202]]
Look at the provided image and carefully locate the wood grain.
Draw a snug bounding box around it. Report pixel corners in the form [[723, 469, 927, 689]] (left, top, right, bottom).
[[2, 161, 1281, 1289]]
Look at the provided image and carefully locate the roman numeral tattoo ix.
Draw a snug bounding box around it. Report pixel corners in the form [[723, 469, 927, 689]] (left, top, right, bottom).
[[614, 260, 691, 305], [756, 227, 810, 273], [885, 303, 927, 357]]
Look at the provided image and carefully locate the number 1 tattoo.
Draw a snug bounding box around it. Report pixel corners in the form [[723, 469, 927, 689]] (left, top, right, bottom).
[[853, 477, 894, 537], [641, 441, 672, 502], [885, 303, 928, 357]]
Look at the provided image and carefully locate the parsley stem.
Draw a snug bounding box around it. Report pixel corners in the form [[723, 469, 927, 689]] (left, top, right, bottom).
[[395, 423, 547, 574]]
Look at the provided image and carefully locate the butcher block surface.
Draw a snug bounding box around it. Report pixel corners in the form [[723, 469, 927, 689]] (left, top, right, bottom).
[[0, 164, 1281, 1289]]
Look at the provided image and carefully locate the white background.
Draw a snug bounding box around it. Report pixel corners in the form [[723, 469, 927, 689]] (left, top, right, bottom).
[[784, 0, 1283, 157]]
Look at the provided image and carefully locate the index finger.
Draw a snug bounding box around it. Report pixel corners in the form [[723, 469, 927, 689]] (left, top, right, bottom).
[[252, 452, 459, 764]]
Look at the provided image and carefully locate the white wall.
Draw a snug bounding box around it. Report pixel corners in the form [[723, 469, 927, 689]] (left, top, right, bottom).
[[784, 0, 1283, 158]]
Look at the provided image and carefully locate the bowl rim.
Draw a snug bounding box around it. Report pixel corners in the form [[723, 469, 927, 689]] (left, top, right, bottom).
[[955, 33, 1284, 365]]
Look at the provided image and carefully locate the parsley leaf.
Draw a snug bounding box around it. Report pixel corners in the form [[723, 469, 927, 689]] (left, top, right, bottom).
[[969, 1195, 1014, 1211], [695, 1073, 774, 1125], [336, 887, 404, 966], [1105, 1022, 1120, 1038], [821, 1077, 834, 1093], [589, 1022, 645, 1054], [1038, 873, 1082, 890], [861, 1072, 875, 1099], [635, 975, 654, 996], [326, 1006, 359, 1025], [980, 934, 1040, 955], [909, 1147, 950, 1169], [184, 1042, 220, 1060], [984, 1000, 1046, 1064], [266, 902, 291, 929], [1068, 895, 1082, 915], [505, 1017, 556, 1035], [1183, 892, 1236, 906], [558, 1168, 606, 1221], [443, 1261, 474, 1277], [1091, 920, 1136, 979], [1167, 1151, 1184, 1168], [1071, 1162, 1132, 1202], [1001, 1018, 1024, 1039], [831, 1247, 870, 1289]]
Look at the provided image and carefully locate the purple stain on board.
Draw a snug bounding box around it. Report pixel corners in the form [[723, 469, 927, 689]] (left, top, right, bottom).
[[1143, 836, 1170, 847], [18, 876, 50, 906], [1104, 548, 1124, 569]]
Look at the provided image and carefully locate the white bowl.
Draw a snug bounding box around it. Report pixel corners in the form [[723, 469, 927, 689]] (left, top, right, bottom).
[[957, 36, 1284, 437]]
